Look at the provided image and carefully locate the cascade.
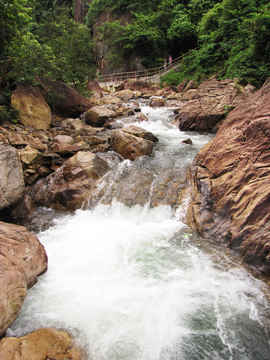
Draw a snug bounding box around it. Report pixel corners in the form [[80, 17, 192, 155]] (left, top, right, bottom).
[[9, 104, 270, 359]]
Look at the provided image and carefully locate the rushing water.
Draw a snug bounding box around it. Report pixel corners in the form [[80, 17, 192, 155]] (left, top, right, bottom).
[[9, 103, 270, 359]]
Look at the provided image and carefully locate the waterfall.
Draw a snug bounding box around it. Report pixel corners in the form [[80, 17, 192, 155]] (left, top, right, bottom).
[[9, 104, 270, 360]]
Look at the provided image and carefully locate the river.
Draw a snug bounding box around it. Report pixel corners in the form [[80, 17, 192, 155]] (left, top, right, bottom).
[[9, 103, 270, 359]]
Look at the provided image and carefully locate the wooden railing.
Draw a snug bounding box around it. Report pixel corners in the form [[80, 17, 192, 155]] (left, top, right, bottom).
[[96, 50, 196, 84]]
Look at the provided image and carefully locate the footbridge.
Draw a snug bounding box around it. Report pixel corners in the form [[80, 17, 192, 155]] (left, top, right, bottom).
[[97, 52, 190, 91]]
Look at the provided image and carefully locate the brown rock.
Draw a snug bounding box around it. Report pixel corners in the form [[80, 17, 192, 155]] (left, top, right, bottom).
[[114, 89, 134, 101], [186, 78, 270, 273], [39, 78, 91, 118], [10, 83, 51, 130], [149, 97, 165, 108], [53, 134, 74, 145], [86, 80, 103, 99], [176, 78, 253, 132], [121, 125, 159, 143], [136, 113, 148, 122], [110, 130, 154, 160], [0, 145, 24, 211], [124, 80, 151, 92], [85, 106, 117, 127], [61, 118, 84, 131], [28, 151, 110, 210], [0, 328, 84, 360], [177, 78, 189, 92], [0, 221, 47, 337], [10, 194, 37, 219]]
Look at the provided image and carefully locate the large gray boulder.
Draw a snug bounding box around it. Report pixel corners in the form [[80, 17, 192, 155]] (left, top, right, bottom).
[[0, 145, 25, 211]]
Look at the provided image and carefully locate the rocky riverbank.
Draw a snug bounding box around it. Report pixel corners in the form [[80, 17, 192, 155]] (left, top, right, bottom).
[[0, 76, 268, 358]]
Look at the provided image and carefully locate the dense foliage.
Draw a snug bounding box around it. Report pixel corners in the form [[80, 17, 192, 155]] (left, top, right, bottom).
[[86, 0, 270, 87], [0, 0, 96, 94]]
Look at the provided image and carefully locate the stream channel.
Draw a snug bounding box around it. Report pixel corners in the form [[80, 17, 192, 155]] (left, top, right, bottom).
[[8, 103, 270, 359]]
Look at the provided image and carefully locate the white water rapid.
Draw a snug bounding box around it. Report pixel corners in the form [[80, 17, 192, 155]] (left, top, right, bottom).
[[9, 103, 270, 359]]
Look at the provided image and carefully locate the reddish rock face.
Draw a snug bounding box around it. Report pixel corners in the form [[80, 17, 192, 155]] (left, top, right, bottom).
[[39, 79, 91, 118], [186, 78, 270, 273], [0, 222, 47, 337], [176, 78, 256, 132]]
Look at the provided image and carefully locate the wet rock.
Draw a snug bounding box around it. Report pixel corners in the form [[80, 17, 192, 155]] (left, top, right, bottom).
[[10, 83, 51, 130], [121, 125, 159, 143], [0, 328, 84, 360], [150, 97, 165, 107], [136, 113, 148, 122], [110, 129, 154, 160], [27, 151, 110, 210], [186, 77, 270, 273], [182, 138, 192, 145], [0, 145, 24, 211], [85, 106, 117, 127], [0, 221, 47, 337]]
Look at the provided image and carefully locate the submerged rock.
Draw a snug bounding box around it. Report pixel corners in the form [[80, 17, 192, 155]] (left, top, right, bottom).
[[186, 77, 270, 273], [0, 221, 47, 337]]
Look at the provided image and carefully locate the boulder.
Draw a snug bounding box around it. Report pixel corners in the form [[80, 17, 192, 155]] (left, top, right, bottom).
[[39, 78, 91, 118], [86, 80, 103, 99], [149, 97, 165, 107], [186, 77, 270, 273], [0, 145, 24, 211], [0, 328, 83, 360], [85, 106, 117, 127], [10, 83, 51, 130], [99, 96, 123, 105], [114, 89, 134, 101], [177, 78, 189, 93], [110, 130, 154, 160], [0, 221, 47, 337], [27, 151, 110, 210], [121, 125, 159, 143], [124, 80, 151, 92], [176, 78, 255, 131], [53, 134, 74, 145], [61, 118, 84, 131]]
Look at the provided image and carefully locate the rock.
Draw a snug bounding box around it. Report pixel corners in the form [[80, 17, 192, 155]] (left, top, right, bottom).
[[10, 194, 37, 219], [110, 130, 154, 160], [184, 80, 198, 92], [176, 78, 253, 131], [0, 145, 24, 211], [86, 80, 103, 99], [182, 138, 192, 145], [121, 125, 159, 143], [8, 133, 27, 146], [177, 78, 189, 92], [114, 89, 134, 101], [27, 151, 110, 210], [99, 96, 123, 105], [149, 97, 165, 107], [10, 83, 51, 130], [85, 106, 117, 127], [186, 77, 270, 273], [124, 80, 151, 92], [136, 113, 148, 122], [53, 134, 74, 145], [0, 328, 83, 360], [0, 221, 47, 337], [39, 78, 91, 118], [61, 118, 84, 131], [79, 125, 101, 136]]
